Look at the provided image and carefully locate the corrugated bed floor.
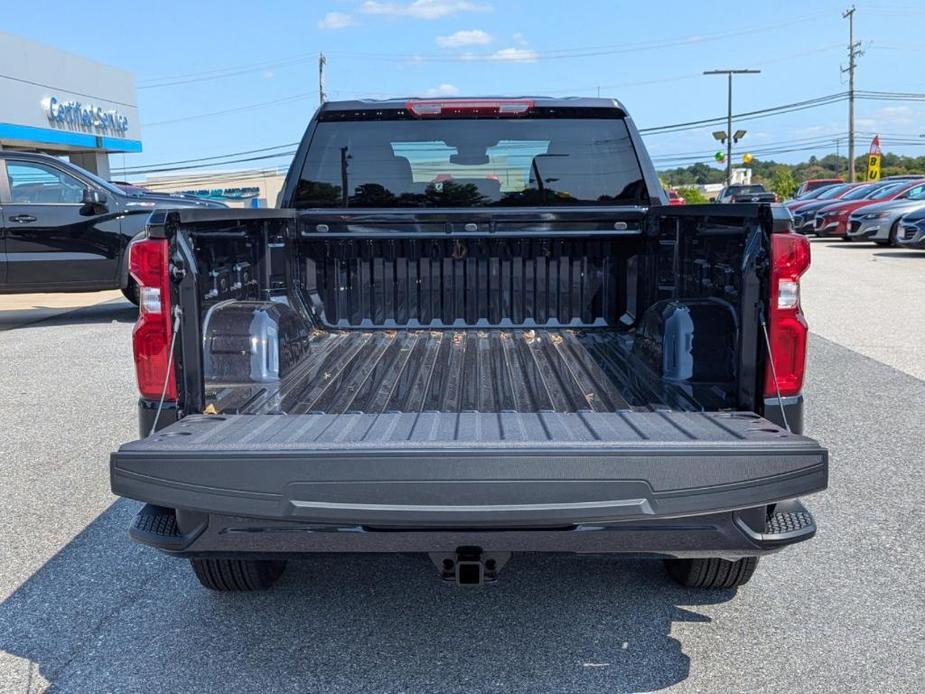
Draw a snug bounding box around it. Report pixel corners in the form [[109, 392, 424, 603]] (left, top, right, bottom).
[[238, 329, 644, 415]]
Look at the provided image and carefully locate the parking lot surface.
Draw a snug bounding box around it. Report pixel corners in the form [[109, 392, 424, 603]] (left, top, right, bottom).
[[1, 240, 923, 693]]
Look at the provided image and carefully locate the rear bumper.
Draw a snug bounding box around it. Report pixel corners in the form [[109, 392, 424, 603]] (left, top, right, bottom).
[[128, 498, 818, 560]]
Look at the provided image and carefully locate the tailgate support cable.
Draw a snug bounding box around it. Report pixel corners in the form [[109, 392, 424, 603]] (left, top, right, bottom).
[[149, 307, 183, 437], [758, 308, 791, 433]]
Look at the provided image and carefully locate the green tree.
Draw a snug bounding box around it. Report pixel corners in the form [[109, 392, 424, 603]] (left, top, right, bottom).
[[769, 166, 798, 200], [675, 186, 709, 204]]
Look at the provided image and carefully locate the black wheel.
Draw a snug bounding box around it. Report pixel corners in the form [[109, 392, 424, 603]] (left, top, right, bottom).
[[190, 558, 287, 591], [664, 557, 759, 589], [888, 219, 901, 247], [121, 280, 139, 305]]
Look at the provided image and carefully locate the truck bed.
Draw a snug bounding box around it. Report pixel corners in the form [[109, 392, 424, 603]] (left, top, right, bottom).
[[212, 328, 663, 416]]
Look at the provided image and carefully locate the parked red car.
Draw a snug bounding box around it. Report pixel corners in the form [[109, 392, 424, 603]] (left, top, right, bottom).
[[813, 180, 923, 238], [795, 178, 844, 197]]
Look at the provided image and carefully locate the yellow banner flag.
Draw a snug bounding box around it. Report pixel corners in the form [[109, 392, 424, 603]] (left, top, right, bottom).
[[866, 135, 882, 182]]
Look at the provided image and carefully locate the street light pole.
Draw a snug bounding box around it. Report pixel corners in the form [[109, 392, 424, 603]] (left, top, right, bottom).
[[704, 69, 761, 186]]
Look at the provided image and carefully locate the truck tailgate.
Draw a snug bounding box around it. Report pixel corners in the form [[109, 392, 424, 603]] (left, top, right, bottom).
[[111, 412, 827, 528]]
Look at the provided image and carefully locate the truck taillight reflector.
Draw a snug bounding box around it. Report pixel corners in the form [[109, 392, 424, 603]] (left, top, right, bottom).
[[406, 99, 533, 117], [765, 232, 811, 398], [129, 239, 177, 401]]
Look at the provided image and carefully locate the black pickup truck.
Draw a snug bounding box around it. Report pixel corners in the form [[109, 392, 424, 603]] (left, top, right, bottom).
[[110, 97, 827, 592], [0, 151, 222, 302]]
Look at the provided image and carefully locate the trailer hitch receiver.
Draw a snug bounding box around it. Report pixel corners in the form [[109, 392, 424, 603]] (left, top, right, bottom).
[[429, 547, 511, 586]]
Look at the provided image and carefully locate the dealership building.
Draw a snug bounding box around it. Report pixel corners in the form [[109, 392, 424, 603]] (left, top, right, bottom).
[[0, 31, 141, 179]]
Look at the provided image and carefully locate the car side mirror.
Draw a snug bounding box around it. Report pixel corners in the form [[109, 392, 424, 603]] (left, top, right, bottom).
[[81, 188, 108, 214]]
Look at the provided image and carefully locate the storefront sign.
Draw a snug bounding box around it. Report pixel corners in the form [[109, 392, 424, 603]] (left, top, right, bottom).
[[43, 96, 129, 134]]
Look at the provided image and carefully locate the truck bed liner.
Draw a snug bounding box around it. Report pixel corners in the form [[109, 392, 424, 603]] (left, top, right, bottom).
[[227, 329, 650, 416]]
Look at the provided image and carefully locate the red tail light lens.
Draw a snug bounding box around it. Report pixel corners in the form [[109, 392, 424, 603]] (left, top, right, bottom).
[[765, 232, 811, 398], [129, 238, 177, 400]]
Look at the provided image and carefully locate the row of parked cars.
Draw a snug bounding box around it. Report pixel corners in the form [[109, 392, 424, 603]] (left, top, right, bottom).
[[785, 176, 925, 249]]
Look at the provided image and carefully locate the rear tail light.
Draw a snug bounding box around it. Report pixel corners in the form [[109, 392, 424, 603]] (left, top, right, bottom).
[[129, 238, 177, 400], [406, 99, 533, 117], [764, 232, 811, 398]]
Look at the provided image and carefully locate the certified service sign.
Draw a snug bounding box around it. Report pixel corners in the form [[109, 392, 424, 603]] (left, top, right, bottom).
[[42, 96, 129, 134]]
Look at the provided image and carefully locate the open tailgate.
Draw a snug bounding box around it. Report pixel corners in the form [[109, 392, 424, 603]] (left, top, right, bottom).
[[111, 411, 827, 528]]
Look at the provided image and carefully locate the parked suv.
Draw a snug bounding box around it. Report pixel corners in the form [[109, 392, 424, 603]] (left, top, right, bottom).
[[109, 97, 828, 593], [0, 152, 223, 303]]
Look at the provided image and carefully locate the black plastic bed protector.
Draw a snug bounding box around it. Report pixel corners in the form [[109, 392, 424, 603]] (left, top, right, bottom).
[[111, 411, 828, 527]]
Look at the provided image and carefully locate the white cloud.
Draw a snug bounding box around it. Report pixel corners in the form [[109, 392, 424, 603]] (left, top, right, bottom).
[[875, 105, 914, 125], [512, 32, 527, 46], [489, 47, 538, 62], [436, 29, 492, 48], [318, 11, 354, 29], [361, 0, 491, 20], [423, 83, 461, 97]]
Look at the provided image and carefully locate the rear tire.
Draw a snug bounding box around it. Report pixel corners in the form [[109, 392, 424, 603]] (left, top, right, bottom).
[[121, 280, 139, 305], [190, 558, 286, 591], [664, 557, 759, 589]]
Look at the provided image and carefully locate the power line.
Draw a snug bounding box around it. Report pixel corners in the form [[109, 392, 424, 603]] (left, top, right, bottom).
[[138, 54, 313, 89], [122, 91, 925, 176], [111, 143, 300, 173], [639, 93, 849, 135], [122, 151, 297, 176], [141, 93, 314, 127]]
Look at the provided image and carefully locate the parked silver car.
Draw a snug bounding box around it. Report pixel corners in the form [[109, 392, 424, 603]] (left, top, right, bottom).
[[846, 181, 925, 245]]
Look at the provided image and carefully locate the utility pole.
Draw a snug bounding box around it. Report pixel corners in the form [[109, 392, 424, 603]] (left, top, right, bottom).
[[319, 52, 327, 106], [703, 69, 761, 186], [842, 6, 862, 182]]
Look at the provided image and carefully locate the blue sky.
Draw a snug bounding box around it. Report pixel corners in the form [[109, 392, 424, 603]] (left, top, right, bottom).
[[6, 0, 925, 176]]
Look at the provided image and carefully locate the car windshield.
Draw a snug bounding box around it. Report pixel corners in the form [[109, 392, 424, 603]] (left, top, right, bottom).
[[51, 158, 123, 195], [729, 185, 764, 194], [295, 116, 648, 208], [817, 184, 851, 199], [841, 184, 879, 200], [799, 184, 839, 200], [867, 183, 906, 200]]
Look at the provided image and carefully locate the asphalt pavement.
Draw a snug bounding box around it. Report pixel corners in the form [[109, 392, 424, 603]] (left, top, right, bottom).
[[1, 240, 923, 693]]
